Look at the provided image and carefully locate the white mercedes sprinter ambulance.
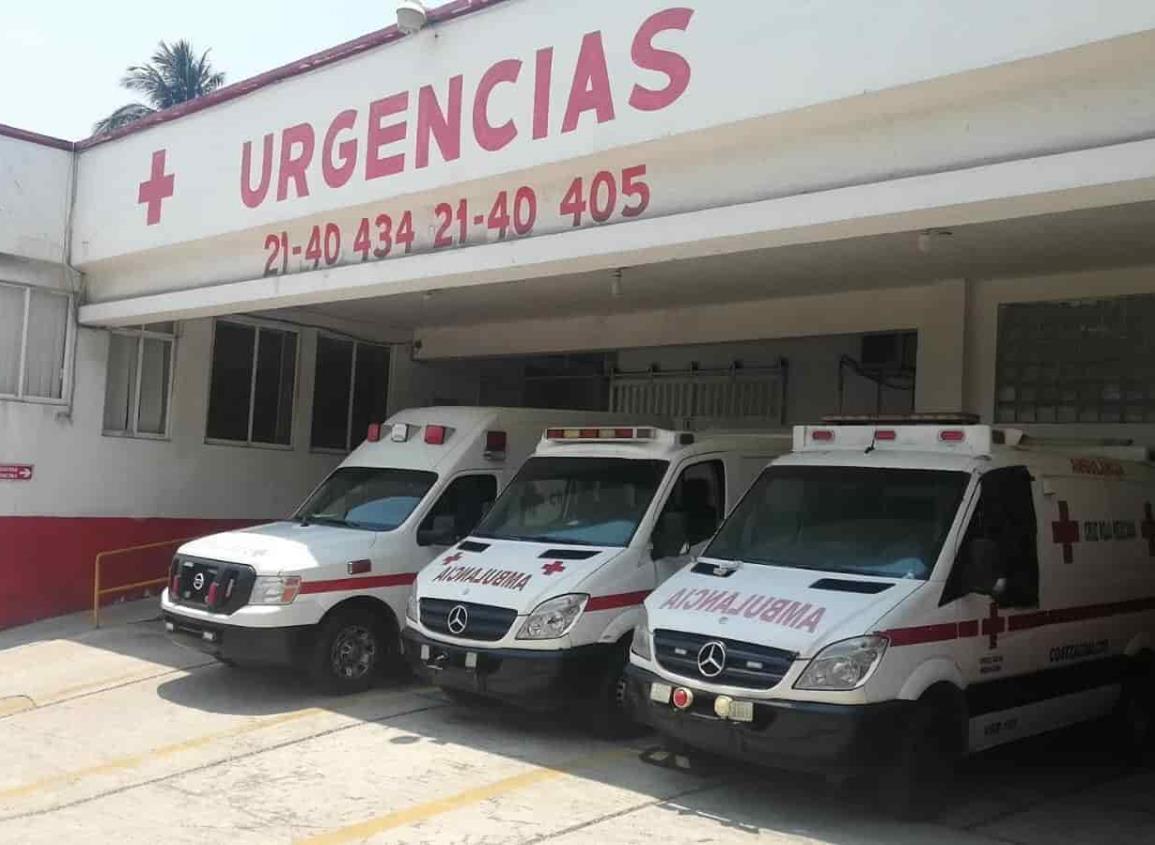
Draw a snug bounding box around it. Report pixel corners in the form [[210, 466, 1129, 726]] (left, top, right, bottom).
[[162, 407, 623, 693], [629, 417, 1155, 814], [403, 426, 791, 732]]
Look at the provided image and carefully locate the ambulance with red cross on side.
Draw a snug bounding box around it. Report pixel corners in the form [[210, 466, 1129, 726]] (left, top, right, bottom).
[[402, 424, 792, 733], [627, 416, 1155, 816], [161, 406, 632, 693]]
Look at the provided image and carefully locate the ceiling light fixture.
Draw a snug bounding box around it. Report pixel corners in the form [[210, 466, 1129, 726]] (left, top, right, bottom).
[[917, 228, 953, 255]]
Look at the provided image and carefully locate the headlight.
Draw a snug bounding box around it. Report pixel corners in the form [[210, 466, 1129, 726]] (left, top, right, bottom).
[[405, 590, 419, 623], [249, 575, 302, 606], [794, 636, 889, 691], [629, 606, 652, 661], [516, 594, 588, 640]]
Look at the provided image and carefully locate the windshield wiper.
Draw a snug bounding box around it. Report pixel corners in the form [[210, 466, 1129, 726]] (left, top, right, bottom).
[[305, 515, 352, 528]]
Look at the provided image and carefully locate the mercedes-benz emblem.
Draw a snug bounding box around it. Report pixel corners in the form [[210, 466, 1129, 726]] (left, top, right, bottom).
[[446, 604, 469, 635], [192, 572, 205, 591], [697, 641, 726, 678]]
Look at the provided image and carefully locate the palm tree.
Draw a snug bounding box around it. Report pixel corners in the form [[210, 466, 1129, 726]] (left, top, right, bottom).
[[93, 40, 225, 135]]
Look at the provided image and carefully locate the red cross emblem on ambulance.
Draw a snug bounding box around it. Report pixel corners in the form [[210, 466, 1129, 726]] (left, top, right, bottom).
[[1051, 501, 1080, 564], [542, 561, 566, 576], [1142, 503, 1155, 557], [441, 552, 464, 567]]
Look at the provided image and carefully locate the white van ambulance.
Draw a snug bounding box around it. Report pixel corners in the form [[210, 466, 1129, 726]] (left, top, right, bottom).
[[403, 426, 791, 732], [162, 407, 626, 693], [628, 417, 1155, 814]]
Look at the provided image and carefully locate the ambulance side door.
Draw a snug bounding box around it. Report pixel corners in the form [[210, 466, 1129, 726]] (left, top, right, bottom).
[[649, 458, 727, 584], [413, 473, 500, 556], [941, 465, 1041, 750]]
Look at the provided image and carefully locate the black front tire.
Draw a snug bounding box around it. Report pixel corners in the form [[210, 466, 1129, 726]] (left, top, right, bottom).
[[880, 699, 962, 820], [307, 608, 393, 695], [590, 645, 644, 738], [1116, 654, 1155, 764]]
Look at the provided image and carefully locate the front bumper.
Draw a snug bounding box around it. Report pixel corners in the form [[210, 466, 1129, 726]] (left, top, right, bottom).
[[164, 610, 312, 667], [402, 628, 615, 710], [627, 665, 915, 776]]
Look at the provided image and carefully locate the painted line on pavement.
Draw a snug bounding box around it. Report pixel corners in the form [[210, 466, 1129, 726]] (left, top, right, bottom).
[[0, 697, 35, 718], [0, 701, 449, 823], [296, 749, 634, 845], [0, 661, 216, 723], [0, 708, 322, 803]]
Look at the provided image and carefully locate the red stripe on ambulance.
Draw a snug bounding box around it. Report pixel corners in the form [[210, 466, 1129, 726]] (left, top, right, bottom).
[[587, 590, 651, 611], [882, 595, 1155, 646], [299, 573, 417, 594]]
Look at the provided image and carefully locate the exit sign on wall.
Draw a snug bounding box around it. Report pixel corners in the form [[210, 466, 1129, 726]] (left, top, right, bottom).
[[0, 464, 33, 481]]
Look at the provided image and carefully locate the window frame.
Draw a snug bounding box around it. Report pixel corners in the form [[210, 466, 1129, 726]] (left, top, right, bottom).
[[656, 458, 728, 550], [309, 332, 391, 455], [204, 317, 300, 450], [415, 472, 501, 547], [102, 324, 177, 440], [0, 281, 74, 406]]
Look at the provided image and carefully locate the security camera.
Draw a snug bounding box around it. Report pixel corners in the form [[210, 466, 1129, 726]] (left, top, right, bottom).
[[396, 1, 429, 34]]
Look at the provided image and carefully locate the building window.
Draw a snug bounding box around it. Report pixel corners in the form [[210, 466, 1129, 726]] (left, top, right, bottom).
[[310, 335, 391, 451], [206, 320, 298, 445], [996, 294, 1155, 424], [0, 282, 71, 402], [103, 324, 176, 437]]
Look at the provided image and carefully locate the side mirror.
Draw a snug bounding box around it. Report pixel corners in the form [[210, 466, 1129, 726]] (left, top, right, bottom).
[[418, 513, 458, 547], [652, 511, 689, 560], [957, 537, 1003, 597]]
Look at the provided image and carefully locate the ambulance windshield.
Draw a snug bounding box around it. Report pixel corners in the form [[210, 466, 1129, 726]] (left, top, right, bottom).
[[474, 457, 669, 547], [294, 467, 438, 532], [707, 466, 969, 579]]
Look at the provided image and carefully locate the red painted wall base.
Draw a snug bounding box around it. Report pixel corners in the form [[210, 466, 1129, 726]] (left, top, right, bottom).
[[0, 516, 265, 630]]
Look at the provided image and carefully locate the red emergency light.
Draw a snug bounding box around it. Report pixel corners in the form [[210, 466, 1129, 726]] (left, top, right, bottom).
[[366, 423, 382, 443], [424, 424, 449, 445], [671, 687, 694, 710], [811, 429, 834, 442], [484, 430, 507, 458], [205, 581, 220, 608], [546, 427, 656, 441], [874, 429, 897, 441], [939, 430, 966, 442]]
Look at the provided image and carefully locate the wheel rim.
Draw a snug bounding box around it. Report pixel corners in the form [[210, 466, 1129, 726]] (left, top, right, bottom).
[[612, 670, 629, 712], [330, 625, 377, 680]]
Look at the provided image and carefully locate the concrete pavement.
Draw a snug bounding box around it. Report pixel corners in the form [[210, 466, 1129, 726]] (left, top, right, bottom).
[[0, 600, 1151, 844]]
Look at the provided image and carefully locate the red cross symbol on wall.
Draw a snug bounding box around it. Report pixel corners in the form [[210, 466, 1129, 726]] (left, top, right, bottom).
[[137, 150, 175, 226], [981, 602, 1006, 650], [1051, 500, 1080, 564], [441, 552, 464, 567], [542, 561, 566, 576], [1142, 503, 1155, 557]]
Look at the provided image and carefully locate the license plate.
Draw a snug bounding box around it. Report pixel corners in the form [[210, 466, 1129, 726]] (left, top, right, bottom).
[[728, 700, 754, 723], [650, 682, 672, 704]]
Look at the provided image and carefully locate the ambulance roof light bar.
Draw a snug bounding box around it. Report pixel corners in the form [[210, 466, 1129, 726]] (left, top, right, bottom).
[[546, 426, 658, 442], [821, 413, 980, 426]]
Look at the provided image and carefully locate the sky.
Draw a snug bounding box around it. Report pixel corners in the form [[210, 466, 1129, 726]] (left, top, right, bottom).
[[0, 1, 455, 140]]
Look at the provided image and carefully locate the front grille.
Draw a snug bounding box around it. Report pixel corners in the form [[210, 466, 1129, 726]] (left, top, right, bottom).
[[653, 629, 796, 690], [170, 556, 256, 615], [420, 598, 517, 642]]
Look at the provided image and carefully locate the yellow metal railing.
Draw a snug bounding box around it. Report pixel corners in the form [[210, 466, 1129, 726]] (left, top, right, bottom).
[[92, 537, 200, 627]]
